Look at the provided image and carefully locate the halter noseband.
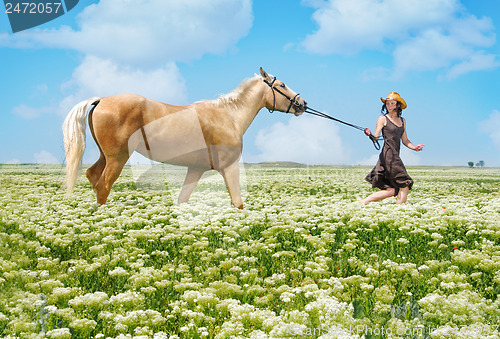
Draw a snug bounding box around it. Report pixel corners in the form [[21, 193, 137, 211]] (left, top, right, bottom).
[[263, 77, 303, 114]]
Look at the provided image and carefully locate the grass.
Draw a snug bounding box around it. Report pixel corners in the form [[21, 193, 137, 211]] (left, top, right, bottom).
[[0, 164, 498, 338]]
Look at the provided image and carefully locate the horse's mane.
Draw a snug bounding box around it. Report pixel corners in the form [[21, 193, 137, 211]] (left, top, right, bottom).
[[211, 75, 261, 110]]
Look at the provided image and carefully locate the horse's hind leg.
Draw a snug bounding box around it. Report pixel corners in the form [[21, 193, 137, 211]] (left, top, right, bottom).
[[220, 161, 243, 209], [86, 154, 106, 192], [178, 167, 204, 204], [94, 154, 128, 205]]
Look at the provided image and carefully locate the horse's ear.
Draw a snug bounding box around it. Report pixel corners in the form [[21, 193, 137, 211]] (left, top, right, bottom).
[[260, 67, 271, 80]]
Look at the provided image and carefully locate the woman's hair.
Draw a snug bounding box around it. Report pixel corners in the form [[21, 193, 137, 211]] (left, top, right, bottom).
[[381, 102, 403, 117]]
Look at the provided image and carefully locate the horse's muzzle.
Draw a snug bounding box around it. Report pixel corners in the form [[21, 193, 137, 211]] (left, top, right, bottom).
[[293, 98, 307, 116]]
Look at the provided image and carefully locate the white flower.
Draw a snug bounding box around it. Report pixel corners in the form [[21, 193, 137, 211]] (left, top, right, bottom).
[[430, 233, 444, 241], [69, 318, 97, 331], [109, 266, 129, 277], [46, 328, 71, 339], [280, 291, 295, 303]]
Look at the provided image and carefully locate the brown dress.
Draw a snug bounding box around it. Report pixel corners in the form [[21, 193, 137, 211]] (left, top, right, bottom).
[[365, 116, 413, 196]]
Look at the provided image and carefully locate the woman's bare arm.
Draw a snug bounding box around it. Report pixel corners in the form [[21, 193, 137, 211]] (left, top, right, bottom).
[[364, 115, 386, 137]]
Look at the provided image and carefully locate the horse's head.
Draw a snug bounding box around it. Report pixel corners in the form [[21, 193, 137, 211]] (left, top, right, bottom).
[[260, 67, 307, 116]]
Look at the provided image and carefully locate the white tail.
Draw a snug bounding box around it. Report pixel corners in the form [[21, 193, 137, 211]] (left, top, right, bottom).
[[62, 97, 100, 196]]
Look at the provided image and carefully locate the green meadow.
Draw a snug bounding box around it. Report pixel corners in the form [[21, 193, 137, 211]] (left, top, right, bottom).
[[0, 164, 499, 338]]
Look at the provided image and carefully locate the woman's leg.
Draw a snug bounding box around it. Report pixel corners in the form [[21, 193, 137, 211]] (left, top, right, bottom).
[[361, 187, 395, 205], [396, 186, 410, 204]]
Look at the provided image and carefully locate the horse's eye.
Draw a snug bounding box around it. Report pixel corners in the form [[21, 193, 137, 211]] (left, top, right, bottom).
[[280, 83, 286, 88]]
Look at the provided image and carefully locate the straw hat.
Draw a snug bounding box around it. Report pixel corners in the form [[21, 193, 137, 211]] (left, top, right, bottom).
[[380, 92, 407, 109]]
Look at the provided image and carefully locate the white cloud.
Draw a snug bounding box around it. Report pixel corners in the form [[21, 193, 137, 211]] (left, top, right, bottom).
[[446, 52, 500, 80], [10, 85, 53, 120], [58, 56, 187, 116], [251, 115, 350, 165], [479, 110, 500, 151], [1, 0, 253, 67], [12, 104, 53, 119], [400, 147, 422, 166], [2, 1, 252, 118], [301, 0, 497, 78], [301, 0, 457, 55], [393, 16, 495, 77], [357, 154, 379, 166], [34, 150, 59, 164], [5, 159, 21, 165], [393, 29, 470, 75]]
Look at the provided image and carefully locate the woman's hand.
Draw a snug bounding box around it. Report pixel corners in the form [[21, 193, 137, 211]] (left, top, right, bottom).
[[414, 144, 425, 151], [364, 128, 371, 136]]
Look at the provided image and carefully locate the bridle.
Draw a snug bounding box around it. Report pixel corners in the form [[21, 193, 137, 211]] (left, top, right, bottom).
[[263, 77, 304, 114], [263, 77, 382, 150]]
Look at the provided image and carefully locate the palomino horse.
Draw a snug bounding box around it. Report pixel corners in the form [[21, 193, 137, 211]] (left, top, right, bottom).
[[63, 68, 307, 208]]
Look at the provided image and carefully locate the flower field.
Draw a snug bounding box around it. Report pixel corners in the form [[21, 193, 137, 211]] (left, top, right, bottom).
[[0, 164, 499, 339]]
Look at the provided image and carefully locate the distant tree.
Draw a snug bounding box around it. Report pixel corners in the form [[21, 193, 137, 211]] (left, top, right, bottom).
[[477, 160, 485, 168], [468, 161, 474, 168]]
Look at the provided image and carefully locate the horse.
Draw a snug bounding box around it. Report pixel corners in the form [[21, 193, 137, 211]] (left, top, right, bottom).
[[62, 68, 307, 209]]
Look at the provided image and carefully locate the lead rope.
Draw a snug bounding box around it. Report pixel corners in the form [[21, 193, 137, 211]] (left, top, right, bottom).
[[303, 106, 383, 150], [262, 77, 382, 150]]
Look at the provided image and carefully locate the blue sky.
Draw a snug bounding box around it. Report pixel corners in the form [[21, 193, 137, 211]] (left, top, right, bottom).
[[1, 0, 499, 167]]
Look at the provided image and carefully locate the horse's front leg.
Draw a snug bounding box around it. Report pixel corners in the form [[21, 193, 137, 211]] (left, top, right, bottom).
[[178, 167, 204, 204], [220, 161, 243, 209]]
